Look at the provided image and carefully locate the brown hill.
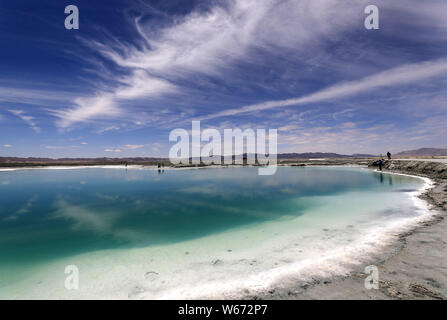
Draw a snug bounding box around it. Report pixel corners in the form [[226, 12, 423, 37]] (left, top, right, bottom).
[[396, 148, 447, 157]]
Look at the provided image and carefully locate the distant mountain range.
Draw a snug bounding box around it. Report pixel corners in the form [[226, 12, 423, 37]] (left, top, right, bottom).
[[0, 157, 167, 167], [395, 148, 447, 157], [0, 157, 164, 162], [280, 148, 447, 158], [279, 148, 447, 158], [0, 153, 376, 164], [276, 152, 376, 159], [1, 148, 446, 165]]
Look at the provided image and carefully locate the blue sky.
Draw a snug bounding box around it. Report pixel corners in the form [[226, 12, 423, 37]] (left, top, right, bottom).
[[1, 0, 447, 158]]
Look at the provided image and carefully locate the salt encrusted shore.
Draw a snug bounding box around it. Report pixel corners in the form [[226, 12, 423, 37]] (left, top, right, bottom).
[[247, 160, 447, 300]]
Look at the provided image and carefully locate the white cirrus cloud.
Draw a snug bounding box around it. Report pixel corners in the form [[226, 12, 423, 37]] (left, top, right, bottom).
[[52, 0, 368, 129], [200, 58, 447, 120], [8, 109, 41, 133], [45, 0, 447, 131], [97, 125, 121, 134], [123, 144, 145, 150], [104, 144, 145, 153], [104, 148, 122, 153]]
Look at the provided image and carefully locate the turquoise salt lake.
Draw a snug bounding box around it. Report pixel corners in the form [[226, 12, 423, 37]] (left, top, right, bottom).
[[0, 166, 431, 299]]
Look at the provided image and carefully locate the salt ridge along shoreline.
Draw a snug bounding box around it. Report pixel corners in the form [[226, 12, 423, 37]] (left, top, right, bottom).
[[254, 160, 447, 300], [186, 169, 438, 300]]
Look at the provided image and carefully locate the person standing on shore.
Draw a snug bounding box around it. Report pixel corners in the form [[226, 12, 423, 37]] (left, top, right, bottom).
[[378, 159, 383, 171], [387, 152, 391, 160]]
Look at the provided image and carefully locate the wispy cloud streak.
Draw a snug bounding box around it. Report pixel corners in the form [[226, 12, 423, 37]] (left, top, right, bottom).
[[8, 109, 41, 133], [199, 58, 447, 120], [53, 0, 365, 129]]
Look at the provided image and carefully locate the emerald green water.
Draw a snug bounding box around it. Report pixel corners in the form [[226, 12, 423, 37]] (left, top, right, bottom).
[[0, 166, 426, 299]]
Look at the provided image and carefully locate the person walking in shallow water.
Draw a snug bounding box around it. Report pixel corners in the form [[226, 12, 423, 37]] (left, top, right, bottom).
[[387, 152, 391, 160]]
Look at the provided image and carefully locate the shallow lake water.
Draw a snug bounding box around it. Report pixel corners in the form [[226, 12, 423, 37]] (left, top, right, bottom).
[[0, 166, 429, 299]]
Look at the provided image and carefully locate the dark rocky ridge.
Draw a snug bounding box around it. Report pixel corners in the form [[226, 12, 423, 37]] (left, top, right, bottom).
[[369, 159, 447, 180]]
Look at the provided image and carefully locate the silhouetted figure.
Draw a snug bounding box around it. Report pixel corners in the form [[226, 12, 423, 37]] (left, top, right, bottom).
[[387, 152, 391, 160], [378, 159, 383, 171], [158, 163, 161, 168]]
